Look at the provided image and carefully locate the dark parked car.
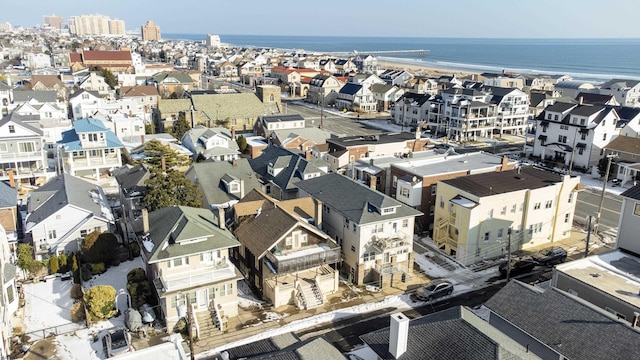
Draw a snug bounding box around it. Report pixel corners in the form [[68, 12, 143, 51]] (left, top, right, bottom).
[[416, 279, 454, 301], [102, 328, 132, 358], [532, 246, 567, 266], [499, 257, 536, 277]]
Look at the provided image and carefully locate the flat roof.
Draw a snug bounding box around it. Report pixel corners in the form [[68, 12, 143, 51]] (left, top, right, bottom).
[[555, 250, 640, 309], [393, 152, 512, 177]]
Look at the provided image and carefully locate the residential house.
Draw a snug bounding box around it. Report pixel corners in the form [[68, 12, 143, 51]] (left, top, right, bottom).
[[485, 280, 640, 360], [432, 167, 580, 265], [306, 74, 343, 106], [575, 92, 620, 106], [360, 309, 539, 360], [113, 163, 150, 221], [232, 190, 340, 308], [353, 54, 378, 73], [25, 173, 115, 260], [96, 113, 146, 144], [181, 125, 240, 161], [214, 61, 238, 78], [78, 72, 112, 97], [391, 153, 517, 234], [554, 80, 596, 99], [120, 85, 159, 122], [0, 182, 18, 257], [0, 80, 12, 112], [599, 79, 640, 107], [69, 89, 149, 121], [295, 172, 423, 286], [0, 225, 17, 360], [408, 76, 439, 95], [137, 206, 242, 331], [520, 74, 558, 92], [334, 59, 357, 75], [319, 59, 336, 74], [149, 72, 196, 98], [617, 107, 640, 137], [184, 158, 261, 210], [58, 118, 124, 180], [327, 131, 429, 166], [393, 92, 432, 132], [29, 75, 68, 100], [0, 115, 49, 184], [370, 83, 404, 112], [267, 128, 333, 153], [10, 90, 60, 112], [532, 103, 620, 172], [616, 185, 640, 254], [335, 74, 385, 113], [379, 69, 414, 87], [604, 135, 640, 186], [249, 145, 327, 200], [480, 72, 524, 89], [253, 114, 305, 138], [221, 332, 345, 360]]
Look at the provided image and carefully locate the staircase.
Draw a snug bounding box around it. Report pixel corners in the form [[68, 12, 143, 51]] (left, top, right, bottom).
[[194, 302, 228, 339], [296, 280, 323, 310]]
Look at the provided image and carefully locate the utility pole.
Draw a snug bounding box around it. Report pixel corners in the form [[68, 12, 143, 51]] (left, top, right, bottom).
[[595, 154, 614, 234], [506, 228, 512, 282], [585, 215, 593, 258], [319, 95, 324, 130], [568, 127, 578, 173], [186, 294, 195, 360]]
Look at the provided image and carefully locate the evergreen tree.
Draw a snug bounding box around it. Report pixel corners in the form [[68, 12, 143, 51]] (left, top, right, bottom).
[[144, 167, 203, 212], [16, 244, 44, 278], [236, 135, 248, 153], [172, 113, 191, 140], [137, 139, 189, 169]]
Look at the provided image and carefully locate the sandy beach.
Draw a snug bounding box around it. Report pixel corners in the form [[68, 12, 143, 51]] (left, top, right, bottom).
[[377, 59, 479, 79]]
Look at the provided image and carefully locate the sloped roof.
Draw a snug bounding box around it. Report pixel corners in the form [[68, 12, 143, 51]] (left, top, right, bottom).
[[26, 174, 111, 227], [81, 50, 132, 61], [59, 118, 123, 151], [143, 206, 240, 263], [295, 172, 422, 225], [605, 135, 640, 155], [339, 83, 362, 95], [600, 78, 640, 90], [113, 164, 150, 195], [30, 75, 64, 89], [271, 128, 333, 146], [120, 85, 159, 98], [485, 281, 640, 360], [12, 90, 58, 103], [158, 92, 269, 120], [0, 114, 42, 136], [184, 159, 261, 207], [262, 114, 304, 123], [0, 182, 17, 209], [249, 146, 325, 193]]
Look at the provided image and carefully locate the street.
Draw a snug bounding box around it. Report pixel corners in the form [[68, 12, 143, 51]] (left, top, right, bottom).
[[283, 100, 383, 137], [574, 188, 622, 238]]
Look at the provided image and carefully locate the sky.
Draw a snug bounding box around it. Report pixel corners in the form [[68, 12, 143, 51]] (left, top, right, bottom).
[[3, 0, 640, 38]]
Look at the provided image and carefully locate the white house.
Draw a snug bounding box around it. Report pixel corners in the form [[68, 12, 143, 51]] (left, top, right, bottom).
[[599, 79, 640, 108], [181, 126, 240, 161]]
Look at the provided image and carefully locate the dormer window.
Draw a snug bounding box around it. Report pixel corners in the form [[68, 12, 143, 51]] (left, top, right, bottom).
[[382, 207, 396, 215], [229, 182, 239, 193]]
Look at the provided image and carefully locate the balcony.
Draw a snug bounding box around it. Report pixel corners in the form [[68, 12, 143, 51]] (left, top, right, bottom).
[[265, 244, 341, 275], [156, 259, 237, 292], [65, 156, 120, 168], [0, 151, 45, 162], [371, 231, 410, 251]]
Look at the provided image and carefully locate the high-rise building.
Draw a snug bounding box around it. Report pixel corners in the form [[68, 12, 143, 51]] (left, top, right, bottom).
[[68, 14, 125, 36], [43, 14, 64, 29], [206, 34, 221, 48], [141, 20, 161, 41], [109, 18, 125, 35], [0, 22, 12, 32]]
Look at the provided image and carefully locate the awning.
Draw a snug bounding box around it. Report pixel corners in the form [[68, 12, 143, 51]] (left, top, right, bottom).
[[576, 143, 587, 148], [538, 135, 547, 141], [540, 121, 550, 127]]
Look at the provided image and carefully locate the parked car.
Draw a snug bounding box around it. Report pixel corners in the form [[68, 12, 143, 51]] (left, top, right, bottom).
[[102, 328, 132, 358], [499, 257, 536, 277], [532, 246, 567, 266], [416, 279, 454, 301]]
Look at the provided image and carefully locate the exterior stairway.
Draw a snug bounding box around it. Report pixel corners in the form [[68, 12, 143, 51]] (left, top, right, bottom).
[[296, 280, 323, 310], [195, 303, 227, 339]]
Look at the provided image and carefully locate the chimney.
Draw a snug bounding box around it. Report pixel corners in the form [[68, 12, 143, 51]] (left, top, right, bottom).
[[370, 176, 377, 190], [239, 178, 245, 199], [313, 198, 323, 230], [140, 134, 145, 144], [142, 208, 149, 233], [231, 127, 236, 140], [415, 127, 420, 140], [8, 170, 15, 188], [305, 151, 311, 160], [500, 155, 509, 171], [633, 312, 640, 328], [579, 96, 583, 105], [232, 158, 237, 167], [389, 313, 410, 359], [161, 156, 166, 171], [217, 206, 226, 230]]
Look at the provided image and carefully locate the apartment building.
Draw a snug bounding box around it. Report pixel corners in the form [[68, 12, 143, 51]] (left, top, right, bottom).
[[141, 20, 161, 41], [433, 167, 580, 265]]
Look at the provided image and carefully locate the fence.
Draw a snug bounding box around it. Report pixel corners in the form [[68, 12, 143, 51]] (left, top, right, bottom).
[[24, 322, 85, 342]]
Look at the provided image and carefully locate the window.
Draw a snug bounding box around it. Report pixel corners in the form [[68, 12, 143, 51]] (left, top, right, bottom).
[[363, 252, 375, 261], [545, 200, 553, 208], [558, 135, 567, 143], [201, 250, 221, 263], [402, 219, 409, 228], [0, 143, 6, 152], [547, 113, 552, 120], [429, 205, 435, 216], [8, 125, 15, 133], [167, 257, 189, 268], [440, 196, 444, 208], [534, 202, 541, 210], [431, 185, 437, 195], [476, 247, 481, 257], [392, 176, 398, 188], [560, 125, 569, 130], [603, 133, 607, 141], [554, 114, 559, 121], [634, 203, 640, 216], [372, 223, 384, 233], [568, 193, 574, 203], [511, 204, 516, 213], [581, 132, 587, 140], [484, 232, 490, 241], [353, 223, 356, 232], [48, 230, 57, 239], [497, 228, 504, 239], [500, 206, 506, 215], [400, 187, 410, 197], [487, 209, 493, 218], [565, 213, 570, 223], [351, 245, 356, 252], [578, 148, 584, 155], [18, 142, 35, 153], [220, 283, 233, 296]]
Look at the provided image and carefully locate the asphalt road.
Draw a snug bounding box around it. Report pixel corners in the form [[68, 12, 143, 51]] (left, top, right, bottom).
[[574, 188, 622, 236], [283, 100, 384, 137]]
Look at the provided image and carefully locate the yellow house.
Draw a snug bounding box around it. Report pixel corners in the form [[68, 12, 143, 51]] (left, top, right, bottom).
[[433, 167, 581, 266], [139, 206, 242, 331]]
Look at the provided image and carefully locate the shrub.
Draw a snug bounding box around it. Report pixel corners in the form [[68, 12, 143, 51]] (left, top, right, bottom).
[[127, 268, 146, 283], [48, 256, 59, 275], [130, 243, 140, 257], [127, 280, 151, 309], [90, 263, 106, 275], [70, 253, 80, 283], [70, 302, 86, 322], [59, 253, 68, 272], [83, 285, 117, 321], [81, 231, 118, 264], [81, 263, 93, 281], [70, 283, 84, 299]]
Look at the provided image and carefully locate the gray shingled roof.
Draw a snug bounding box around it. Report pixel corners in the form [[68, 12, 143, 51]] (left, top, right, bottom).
[[26, 174, 111, 227], [249, 146, 325, 194], [0, 182, 17, 209], [142, 206, 240, 263], [485, 281, 640, 360], [295, 172, 422, 225], [12, 90, 58, 103], [361, 307, 521, 360], [184, 159, 261, 208]]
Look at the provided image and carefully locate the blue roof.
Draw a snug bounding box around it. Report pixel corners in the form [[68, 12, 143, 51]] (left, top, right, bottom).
[[58, 118, 123, 151], [72, 118, 108, 133], [339, 83, 362, 95]]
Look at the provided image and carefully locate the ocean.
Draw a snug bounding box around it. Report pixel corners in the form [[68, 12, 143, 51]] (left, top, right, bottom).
[[163, 34, 640, 82]]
